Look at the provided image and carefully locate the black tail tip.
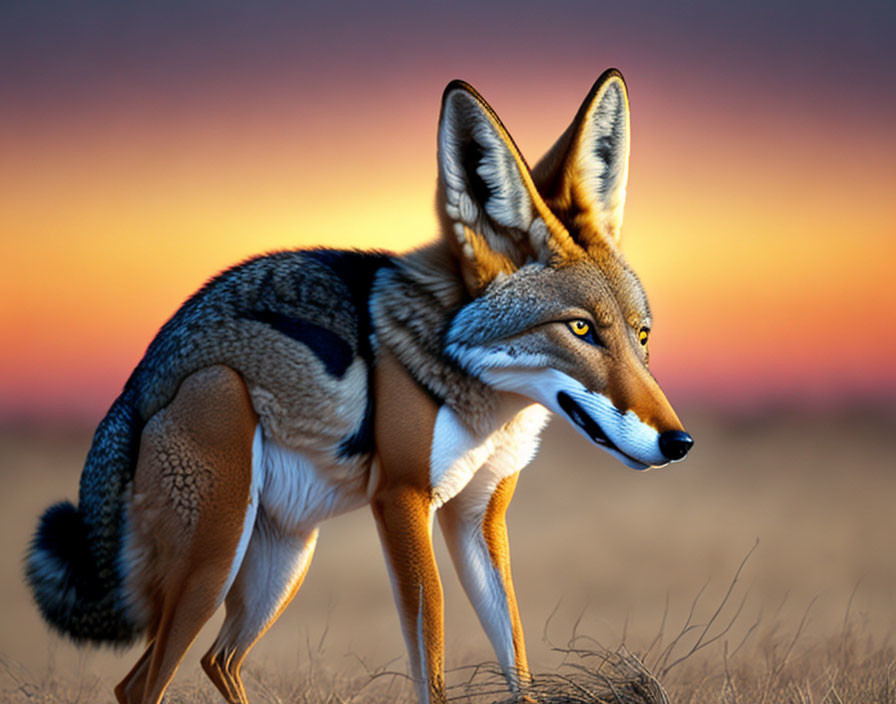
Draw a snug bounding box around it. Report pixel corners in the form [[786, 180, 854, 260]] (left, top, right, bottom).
[[30, 501, 92, 571], [26, 502, 141, 645], [25, 502, 100, 630]]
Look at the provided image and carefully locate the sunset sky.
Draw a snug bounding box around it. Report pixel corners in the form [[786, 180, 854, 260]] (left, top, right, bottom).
[[1, 1, 894, 421]]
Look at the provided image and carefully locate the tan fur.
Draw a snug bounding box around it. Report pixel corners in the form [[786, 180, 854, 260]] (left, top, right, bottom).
[[117, 366, 257, 704], [371, 245, 500, 436], [481, 473, 529, 682], [372, 489, 445, 703], [370, 350, 447, 702], [605, 351, 684, 432], [373, 350, 440, 490]]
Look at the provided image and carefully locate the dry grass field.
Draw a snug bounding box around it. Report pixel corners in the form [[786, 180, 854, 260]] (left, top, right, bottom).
[[1, 405, 894, 702]]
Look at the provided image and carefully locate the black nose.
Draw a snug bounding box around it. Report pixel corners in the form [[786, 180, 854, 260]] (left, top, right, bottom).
[[659, 430, 694, 461]]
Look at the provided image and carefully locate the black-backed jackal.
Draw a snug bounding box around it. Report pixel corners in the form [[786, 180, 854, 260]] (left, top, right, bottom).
[[26, 70, 693, 704]]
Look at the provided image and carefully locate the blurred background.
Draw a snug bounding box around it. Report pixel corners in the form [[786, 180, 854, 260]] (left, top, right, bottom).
[[1, 0, 894, 699]]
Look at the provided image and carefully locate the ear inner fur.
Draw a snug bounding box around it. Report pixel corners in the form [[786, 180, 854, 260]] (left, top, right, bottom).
[[531, 68, 631, 249], [437, 80, 579, 294]]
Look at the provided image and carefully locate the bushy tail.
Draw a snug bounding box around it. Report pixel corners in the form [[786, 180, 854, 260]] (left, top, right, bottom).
[[25, 390, 144, 644]]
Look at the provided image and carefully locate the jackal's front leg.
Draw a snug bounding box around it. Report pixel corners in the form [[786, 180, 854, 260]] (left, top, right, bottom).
[[438, 468, 531, 695], [372, 484, 446, 704]]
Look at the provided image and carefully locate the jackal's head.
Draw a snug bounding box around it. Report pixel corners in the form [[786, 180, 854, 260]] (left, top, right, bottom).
[[439, 70, 693, 469]]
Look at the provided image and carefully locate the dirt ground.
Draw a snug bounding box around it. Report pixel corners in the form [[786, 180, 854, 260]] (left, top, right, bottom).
[[1, 405, 894, 701]]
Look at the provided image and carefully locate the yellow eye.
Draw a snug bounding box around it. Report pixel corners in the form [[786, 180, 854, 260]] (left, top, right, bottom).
[[639, 329, 649, 345], [569, 319, 591, 337]]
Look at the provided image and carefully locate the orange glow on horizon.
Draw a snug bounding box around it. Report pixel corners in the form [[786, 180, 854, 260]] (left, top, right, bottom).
[[2, 73, 895, 418]]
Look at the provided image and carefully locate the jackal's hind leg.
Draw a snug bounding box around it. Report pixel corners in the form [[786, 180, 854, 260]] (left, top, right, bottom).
[[202, 512, 318, 704], [119, 365, 258, 704], [114, 640, 154, 704], [438, 469, 531, 695]]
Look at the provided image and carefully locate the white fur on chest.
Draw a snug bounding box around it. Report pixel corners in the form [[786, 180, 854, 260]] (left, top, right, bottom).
[[429, 403, 549, 507], [257, 432, 370, 532]]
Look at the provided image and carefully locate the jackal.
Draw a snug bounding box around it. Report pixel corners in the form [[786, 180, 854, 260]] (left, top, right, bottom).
[[26, 69, 693, 704]]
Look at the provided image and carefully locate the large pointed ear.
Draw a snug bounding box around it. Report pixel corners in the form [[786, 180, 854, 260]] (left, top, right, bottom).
[[531, 69, 631, 249], [437, 80, 576, 294]]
